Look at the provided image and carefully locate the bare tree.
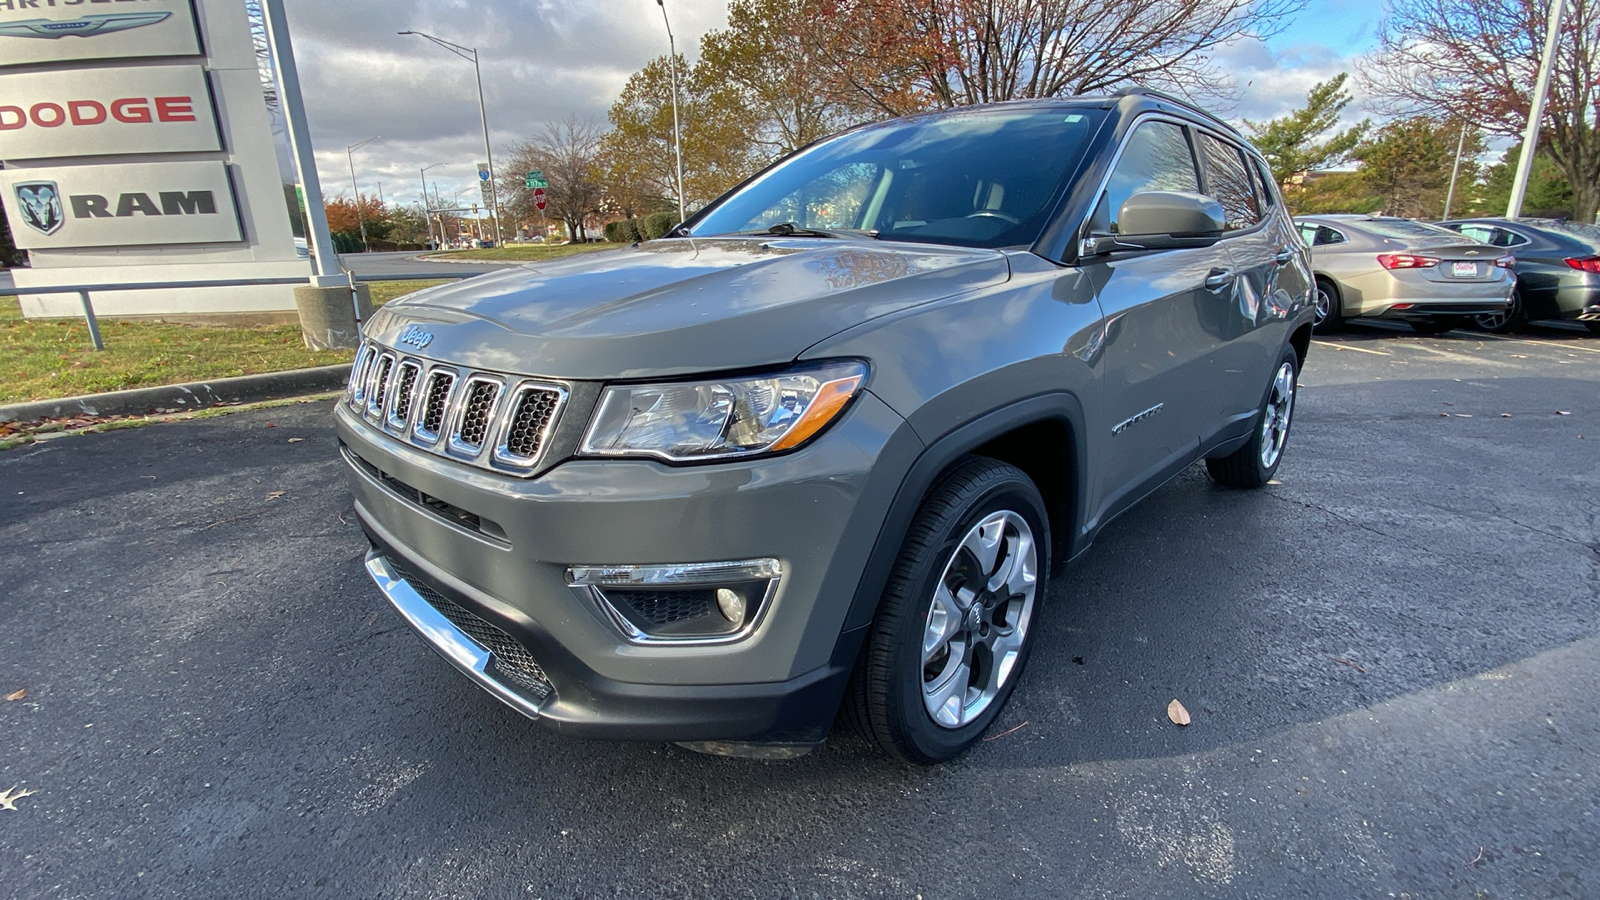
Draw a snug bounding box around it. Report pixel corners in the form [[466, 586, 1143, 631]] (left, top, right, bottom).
[[502, 118, 606, 242], [1361, 0, 1600, 221], [801, 0, 1307, 116]]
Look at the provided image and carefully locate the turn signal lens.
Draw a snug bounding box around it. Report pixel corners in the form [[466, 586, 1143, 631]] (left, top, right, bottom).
[[1565, 256, 1600, 273], [1377, 253, 1441, 270]]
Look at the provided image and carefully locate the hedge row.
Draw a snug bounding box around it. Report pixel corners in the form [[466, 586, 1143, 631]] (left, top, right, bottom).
[[604, 211, 681, 243]]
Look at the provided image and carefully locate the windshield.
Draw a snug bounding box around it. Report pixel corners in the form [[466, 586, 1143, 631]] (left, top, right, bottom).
[[688, 107, 1106, 249], [1356, 219, 1465, 241]]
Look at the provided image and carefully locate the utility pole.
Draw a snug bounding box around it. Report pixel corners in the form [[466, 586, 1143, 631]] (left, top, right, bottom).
[[1507, 0, 1566, 219], [346, 136, 381, 252], [400, 30, 505, 245], [1443, 119, 1469, 220], [656, 0, 687, 224], [420, 162, 444, 248]]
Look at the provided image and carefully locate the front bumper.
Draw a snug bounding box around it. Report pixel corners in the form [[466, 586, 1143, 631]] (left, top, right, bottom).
[[338, 390, 918, 743]]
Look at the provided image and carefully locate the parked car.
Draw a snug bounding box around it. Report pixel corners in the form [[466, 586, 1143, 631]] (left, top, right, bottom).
[[1434, 217, 1600, 333], [336, 89, 1315, 764], [1294, 215, 1515, 334]]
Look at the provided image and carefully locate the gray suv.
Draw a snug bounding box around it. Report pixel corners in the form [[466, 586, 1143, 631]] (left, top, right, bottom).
[[336, 89, 1315, 764]]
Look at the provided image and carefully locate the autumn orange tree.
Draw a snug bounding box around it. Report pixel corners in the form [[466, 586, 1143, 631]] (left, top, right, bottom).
[[1362, 0, 1600, 220], [323, 195, 391, 242], [600, 54, 762, 215]]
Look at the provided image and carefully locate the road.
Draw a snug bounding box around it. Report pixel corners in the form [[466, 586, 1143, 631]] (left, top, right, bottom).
[[339, 250, 519, 279], [1, 328, 1597, 899]]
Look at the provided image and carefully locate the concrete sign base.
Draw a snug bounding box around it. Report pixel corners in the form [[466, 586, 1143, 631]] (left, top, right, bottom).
[[294, 283, 371, 350]]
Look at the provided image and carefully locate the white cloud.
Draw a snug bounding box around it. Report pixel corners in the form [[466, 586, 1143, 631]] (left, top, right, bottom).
[[281, 0, 730, 206]]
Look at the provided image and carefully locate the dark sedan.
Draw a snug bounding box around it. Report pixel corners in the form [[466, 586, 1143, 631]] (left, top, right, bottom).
[[1437, 218, 1600, 334]]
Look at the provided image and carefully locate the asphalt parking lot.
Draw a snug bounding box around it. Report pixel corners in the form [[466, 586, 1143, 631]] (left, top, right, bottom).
[[2, 324, 1596, 899]]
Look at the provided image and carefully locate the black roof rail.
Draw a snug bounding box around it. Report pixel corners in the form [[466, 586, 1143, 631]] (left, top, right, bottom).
[[1111, 86, 1244, 138]]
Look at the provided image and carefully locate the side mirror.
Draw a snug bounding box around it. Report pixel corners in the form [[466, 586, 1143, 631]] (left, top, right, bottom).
[[1086, 191, 1226, 254]]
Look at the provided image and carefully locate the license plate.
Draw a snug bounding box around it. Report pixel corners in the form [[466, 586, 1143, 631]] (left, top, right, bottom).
[[1452, 262, 1479, 277]]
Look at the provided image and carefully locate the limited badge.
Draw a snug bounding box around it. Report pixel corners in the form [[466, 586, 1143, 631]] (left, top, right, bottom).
[[14, 181, 65, 236]]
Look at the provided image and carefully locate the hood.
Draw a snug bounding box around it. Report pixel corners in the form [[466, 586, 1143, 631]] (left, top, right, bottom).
[[366, 238, 1010, 380]]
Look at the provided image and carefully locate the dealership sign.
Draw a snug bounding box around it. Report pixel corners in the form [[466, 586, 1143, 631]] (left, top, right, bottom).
[[0, 64, 219, 160], [0, 159, 242, 249], [0, 0, 202, 68]]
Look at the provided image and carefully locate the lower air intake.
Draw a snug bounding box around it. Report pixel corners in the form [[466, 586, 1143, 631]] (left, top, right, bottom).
[[387, 557, 552, 700]]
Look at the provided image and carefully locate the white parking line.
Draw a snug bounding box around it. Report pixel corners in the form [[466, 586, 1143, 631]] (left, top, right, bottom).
[[1395, 342, 1507, 365], [1312, 340, 1389, 356], [1476, 334, 1600, 354]]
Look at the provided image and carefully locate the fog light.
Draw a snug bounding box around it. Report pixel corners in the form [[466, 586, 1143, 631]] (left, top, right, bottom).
[[565, 558, 781, 643], [716, 588, 745, 624]]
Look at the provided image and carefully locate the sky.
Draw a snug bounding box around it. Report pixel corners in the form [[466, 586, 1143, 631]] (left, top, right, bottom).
[[279, 0, 1387, 212]]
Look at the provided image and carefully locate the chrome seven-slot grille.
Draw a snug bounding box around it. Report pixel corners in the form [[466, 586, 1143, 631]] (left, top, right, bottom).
[[346, 341, 567, 474]]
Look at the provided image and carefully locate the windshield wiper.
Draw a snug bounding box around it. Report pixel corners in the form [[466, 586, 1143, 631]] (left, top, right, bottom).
[[759, 222, 879, 239]]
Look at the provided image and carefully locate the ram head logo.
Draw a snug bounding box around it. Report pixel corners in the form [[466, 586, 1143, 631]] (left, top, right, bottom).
[[14, 182, 65, 236], [0, 12, 171, 39]]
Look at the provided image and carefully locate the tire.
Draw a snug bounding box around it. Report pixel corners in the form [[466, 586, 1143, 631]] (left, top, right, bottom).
[[1474, 290, 1528, 333], [846, 457, 1049, 764], [1206, 348, 1298, 489], [1410, 317, 1457, 335], [1312, 277, 1344, 333], [1583, 321, 1600, 336]]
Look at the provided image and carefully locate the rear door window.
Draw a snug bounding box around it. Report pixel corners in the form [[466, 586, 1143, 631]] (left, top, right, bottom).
[[1198, 134, 1260, 230], [1090, 120, 1200, 234]]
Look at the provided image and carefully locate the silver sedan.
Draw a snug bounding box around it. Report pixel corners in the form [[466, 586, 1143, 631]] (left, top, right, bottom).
[[1296, 215, 1515, 334]]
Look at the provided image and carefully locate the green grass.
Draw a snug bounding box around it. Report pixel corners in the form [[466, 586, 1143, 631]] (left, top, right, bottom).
[[1, 280, 449, 405], [368, 280, 449, 305], [423, 242, 621, 262]]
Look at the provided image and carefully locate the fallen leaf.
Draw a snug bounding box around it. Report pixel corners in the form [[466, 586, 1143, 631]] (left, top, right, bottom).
[[0, 785, 37, 812], [1167, 699, 1191, 726], [266, 491, 287, 500], [4, 688, 25, 701], [287, 437, 305, 443]]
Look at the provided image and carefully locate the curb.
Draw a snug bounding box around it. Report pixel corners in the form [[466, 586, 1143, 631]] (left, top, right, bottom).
[[413, 254, 518, 266], [0, 364, 351, 424]]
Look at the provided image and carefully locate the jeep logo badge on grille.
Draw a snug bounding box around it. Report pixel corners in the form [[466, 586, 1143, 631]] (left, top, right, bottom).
[[398, 325, 434, 349]]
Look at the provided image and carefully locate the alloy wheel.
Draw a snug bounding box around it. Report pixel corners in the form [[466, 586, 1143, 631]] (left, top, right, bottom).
[[921, 510, 1037, 729], [1259, 361, 1296, 470]]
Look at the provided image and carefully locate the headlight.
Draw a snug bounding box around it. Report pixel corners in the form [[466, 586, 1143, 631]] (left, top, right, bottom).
[[580, 361, 868, 462]]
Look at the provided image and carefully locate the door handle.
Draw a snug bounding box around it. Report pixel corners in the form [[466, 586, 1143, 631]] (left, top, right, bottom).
[[1273, 249, 1295, 266], [1204, 268, 1234, 292]]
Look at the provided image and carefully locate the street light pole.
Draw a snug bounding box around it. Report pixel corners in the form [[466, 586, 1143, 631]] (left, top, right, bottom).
[[420, 162, 444, 249], [346, 136, 381, 252], [656, 0, 687, 224], [1507, 0, 1566, 219], [400, 30, 504, 245]]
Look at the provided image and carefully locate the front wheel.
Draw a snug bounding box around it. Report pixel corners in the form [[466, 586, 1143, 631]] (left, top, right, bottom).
[[1206, 349, 1298, 488], [846, 457, 1048, 764], [1583, 321, 1600, 336]]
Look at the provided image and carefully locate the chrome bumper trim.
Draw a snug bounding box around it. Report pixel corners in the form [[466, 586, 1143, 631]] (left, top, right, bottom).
[[364, 550, 545, 721]]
